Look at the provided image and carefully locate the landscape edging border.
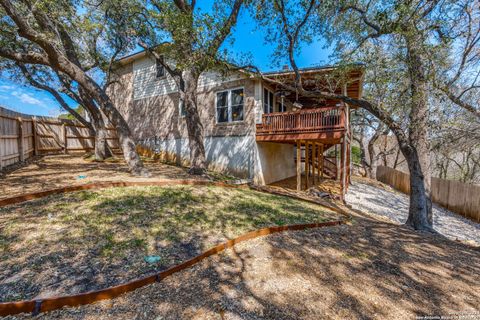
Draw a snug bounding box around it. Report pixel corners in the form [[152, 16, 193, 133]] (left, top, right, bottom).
[[0, 180, 346, 317]]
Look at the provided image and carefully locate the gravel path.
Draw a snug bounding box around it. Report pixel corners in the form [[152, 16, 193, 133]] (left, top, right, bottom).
[[345, 180, 480, 245]]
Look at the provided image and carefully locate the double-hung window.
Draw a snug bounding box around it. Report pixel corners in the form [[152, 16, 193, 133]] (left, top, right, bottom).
[[156, 57, 165, 78], [179, 99, 186, 117], [263, 88, 274, 114], [216, 88, 244, 123]]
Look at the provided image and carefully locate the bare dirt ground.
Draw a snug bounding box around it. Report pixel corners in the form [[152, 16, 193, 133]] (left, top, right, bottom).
[[2, 158, 479, 319], [0, 185, 338, 302], [11, 214, 480, 320], [0, 155, 205, 200]]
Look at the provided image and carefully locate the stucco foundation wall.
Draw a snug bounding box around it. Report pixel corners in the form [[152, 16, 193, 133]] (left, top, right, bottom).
[[139, 135, 255, 178], [254, 142, 296, 185]]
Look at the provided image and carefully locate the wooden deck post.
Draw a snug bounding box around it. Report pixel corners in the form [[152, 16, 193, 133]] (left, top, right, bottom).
[[347, 138, 351, 189], [320, 143, 324, 180], [335, 144, 339, 180], [296, 140, 302, 191], [340, 138, 347, 201], [17, 117, 25, 162], [312, 142, 316, 185], [305, 141, 309, 189]]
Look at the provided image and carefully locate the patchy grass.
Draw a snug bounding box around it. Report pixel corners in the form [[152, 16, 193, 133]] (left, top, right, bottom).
[[0, 185, 339, 301]]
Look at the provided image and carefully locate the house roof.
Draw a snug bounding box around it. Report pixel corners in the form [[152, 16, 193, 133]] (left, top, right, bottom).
[[115, 50, 149, 66], [262, 64, 363, 76], [260, 64, 365, 102]]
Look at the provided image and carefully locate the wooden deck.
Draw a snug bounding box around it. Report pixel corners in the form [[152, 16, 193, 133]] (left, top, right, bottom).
[[256, 106, 351, 200], [256, 107, 346, 143]]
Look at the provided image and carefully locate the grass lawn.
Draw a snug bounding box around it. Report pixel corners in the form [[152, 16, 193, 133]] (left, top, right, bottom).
[[0, 185, 339, 302]]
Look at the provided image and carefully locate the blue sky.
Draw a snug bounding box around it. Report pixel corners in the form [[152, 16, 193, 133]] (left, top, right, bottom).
[[0, 6, 331, 117]]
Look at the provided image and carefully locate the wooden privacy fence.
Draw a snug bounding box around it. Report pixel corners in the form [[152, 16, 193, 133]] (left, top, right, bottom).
[[0, 106, 120, 169], [376, 166, 480, 222]]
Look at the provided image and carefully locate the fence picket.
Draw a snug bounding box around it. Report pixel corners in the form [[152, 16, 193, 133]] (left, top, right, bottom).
[[376, 166, 479, 222], [0, 106, 120, 169]]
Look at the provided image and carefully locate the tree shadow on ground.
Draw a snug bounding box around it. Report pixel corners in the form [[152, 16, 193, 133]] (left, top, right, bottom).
[[0, 154, 198, 200], [0, 185, 339, 304], [18, 211, 479, 319]]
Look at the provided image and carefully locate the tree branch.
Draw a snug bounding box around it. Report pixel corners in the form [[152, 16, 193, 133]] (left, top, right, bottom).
[[17, 63, 93, 130], [205, 0, 244, 61]]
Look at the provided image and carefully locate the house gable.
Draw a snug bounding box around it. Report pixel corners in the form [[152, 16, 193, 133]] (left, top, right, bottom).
[[132, 57, 244, 100]]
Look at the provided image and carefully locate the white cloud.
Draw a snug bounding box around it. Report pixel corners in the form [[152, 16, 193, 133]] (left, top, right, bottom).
[[11, 91, 48, 108], [0, 85, 14, 92]]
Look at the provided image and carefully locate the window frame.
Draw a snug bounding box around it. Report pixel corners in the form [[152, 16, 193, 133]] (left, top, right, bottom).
[[277, 101, 287, 113], [155, 56, 166, 79], [215, 87, 245, 124], [178, 99, 186, 118], [263, 87, 274, 114]]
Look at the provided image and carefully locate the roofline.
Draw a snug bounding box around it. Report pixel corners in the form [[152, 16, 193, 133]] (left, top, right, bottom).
[[115, 48, 365, 76], [262, 63, 365, 76], [115, 50, 148, 66]]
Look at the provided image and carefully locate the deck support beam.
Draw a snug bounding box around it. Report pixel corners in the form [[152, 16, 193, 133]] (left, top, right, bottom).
[[296, 140, 301, 191], [340, 137, 348, 201], [320, 143, 324, 180], [312, 143, 316, 186], [305, 141, 309, 189]]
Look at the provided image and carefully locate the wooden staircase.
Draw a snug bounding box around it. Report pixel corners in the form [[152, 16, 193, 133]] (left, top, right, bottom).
[[294, 144, 338, 180]]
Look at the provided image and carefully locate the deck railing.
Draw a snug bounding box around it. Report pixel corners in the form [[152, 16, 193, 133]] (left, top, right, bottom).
[[256, 107, 345, 135]]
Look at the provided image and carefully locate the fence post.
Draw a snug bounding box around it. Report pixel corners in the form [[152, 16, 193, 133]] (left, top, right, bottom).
[[62, 123, 67, 154], [32, 118, 38, 156], [17, 117, 25, 162]]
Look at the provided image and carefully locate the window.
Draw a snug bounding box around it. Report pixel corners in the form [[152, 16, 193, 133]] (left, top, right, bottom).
[[179, 99, 186, 117], [217, 91, 229, 123], [277, 102, 286, 112], [263, 88, 274, 114], [216, 88, 244, 123], [156, 57, 165, 78], [231, 88, 244, 121]]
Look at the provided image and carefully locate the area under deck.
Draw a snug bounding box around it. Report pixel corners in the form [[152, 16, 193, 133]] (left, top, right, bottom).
[[270, 175, 342, 198], [255, 106, 351, 199]]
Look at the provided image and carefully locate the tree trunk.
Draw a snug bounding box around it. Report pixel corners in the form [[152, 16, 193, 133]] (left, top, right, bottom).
[[366, 125, 383, 179], [61, 61, 148, 176], [180, 69, 207, 175], [404, 148, 434, 231], [76, 89, 113, 161], [367, 147, 378, 179], [393, 148, 401, 169], [354, 136, 369, 177], [106, 105, 147, 176], [404, 34, 433, 230], [91, 115, 113, 161], [367, 136, 379, 179]]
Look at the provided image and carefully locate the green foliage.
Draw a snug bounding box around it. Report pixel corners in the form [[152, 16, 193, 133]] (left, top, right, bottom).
[[58, 105, 85, 120], [351, 145, 361, 164], [139, 0, 246, 73], [0, 0, 140, 87]]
